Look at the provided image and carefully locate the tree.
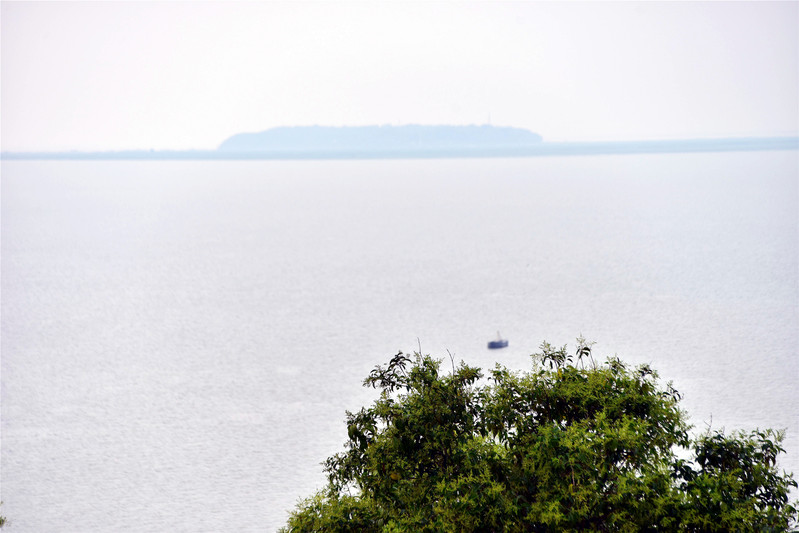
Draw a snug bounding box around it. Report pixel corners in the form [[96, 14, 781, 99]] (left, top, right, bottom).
[[280, 339, 798, 532]]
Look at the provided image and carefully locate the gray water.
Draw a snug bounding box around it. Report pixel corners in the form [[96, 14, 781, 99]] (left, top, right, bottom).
[[2, 152, 797, 531]]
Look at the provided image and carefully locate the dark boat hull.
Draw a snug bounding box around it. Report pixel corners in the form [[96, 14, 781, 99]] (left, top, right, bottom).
[[487, 340, 509, 349]]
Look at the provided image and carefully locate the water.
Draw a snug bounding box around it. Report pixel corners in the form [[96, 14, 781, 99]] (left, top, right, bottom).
[[2, 152, 797, 531]]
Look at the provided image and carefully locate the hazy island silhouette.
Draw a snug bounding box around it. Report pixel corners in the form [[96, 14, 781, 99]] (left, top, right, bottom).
[[218, 125, 543, 152], [2, 125, 797, 159]]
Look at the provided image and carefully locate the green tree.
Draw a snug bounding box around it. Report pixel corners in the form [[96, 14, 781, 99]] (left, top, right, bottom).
[[280, 340, 798, 532]]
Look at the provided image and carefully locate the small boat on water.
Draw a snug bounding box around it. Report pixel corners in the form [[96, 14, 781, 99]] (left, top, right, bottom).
[[487, 332, 509, 349]]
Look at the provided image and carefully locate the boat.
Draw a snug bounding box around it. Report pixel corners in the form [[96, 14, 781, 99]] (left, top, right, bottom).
[[487, 332, 509, 349]]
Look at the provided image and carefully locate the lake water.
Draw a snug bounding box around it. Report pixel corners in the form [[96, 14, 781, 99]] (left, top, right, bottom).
[[1, 152, 797, 531]]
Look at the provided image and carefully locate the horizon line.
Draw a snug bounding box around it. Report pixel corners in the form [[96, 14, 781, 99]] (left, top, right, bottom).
[[3, 135, 797, 160]]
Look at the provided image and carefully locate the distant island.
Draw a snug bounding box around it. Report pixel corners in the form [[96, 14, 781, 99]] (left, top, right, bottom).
[[217, 125, 544, 152], [2, 127, 797, 160]]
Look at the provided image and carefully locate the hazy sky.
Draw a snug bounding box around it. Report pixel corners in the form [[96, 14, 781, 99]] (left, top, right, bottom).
[[1, 1, 797, 151]]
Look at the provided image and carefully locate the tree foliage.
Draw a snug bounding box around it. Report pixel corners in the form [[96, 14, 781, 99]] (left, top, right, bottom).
[[280, 339, 798, 532]]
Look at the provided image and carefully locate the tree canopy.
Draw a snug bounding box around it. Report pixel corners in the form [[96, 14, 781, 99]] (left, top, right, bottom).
[[280, 339, 798, 532]]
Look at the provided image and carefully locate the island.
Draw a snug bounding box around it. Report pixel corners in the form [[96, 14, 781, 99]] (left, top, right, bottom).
[[2, 128, 797, 160], [217, 125, 543, 153]]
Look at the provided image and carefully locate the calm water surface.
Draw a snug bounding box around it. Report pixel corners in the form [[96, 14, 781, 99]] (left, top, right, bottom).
[[2, 153, 797, 531]]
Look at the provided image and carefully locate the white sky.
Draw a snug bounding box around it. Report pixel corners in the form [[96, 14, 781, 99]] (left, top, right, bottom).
[[1, 1, 797, 151]]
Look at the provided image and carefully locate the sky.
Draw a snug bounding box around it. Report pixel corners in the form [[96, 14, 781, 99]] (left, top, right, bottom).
[[1, 1, 797, 152]]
